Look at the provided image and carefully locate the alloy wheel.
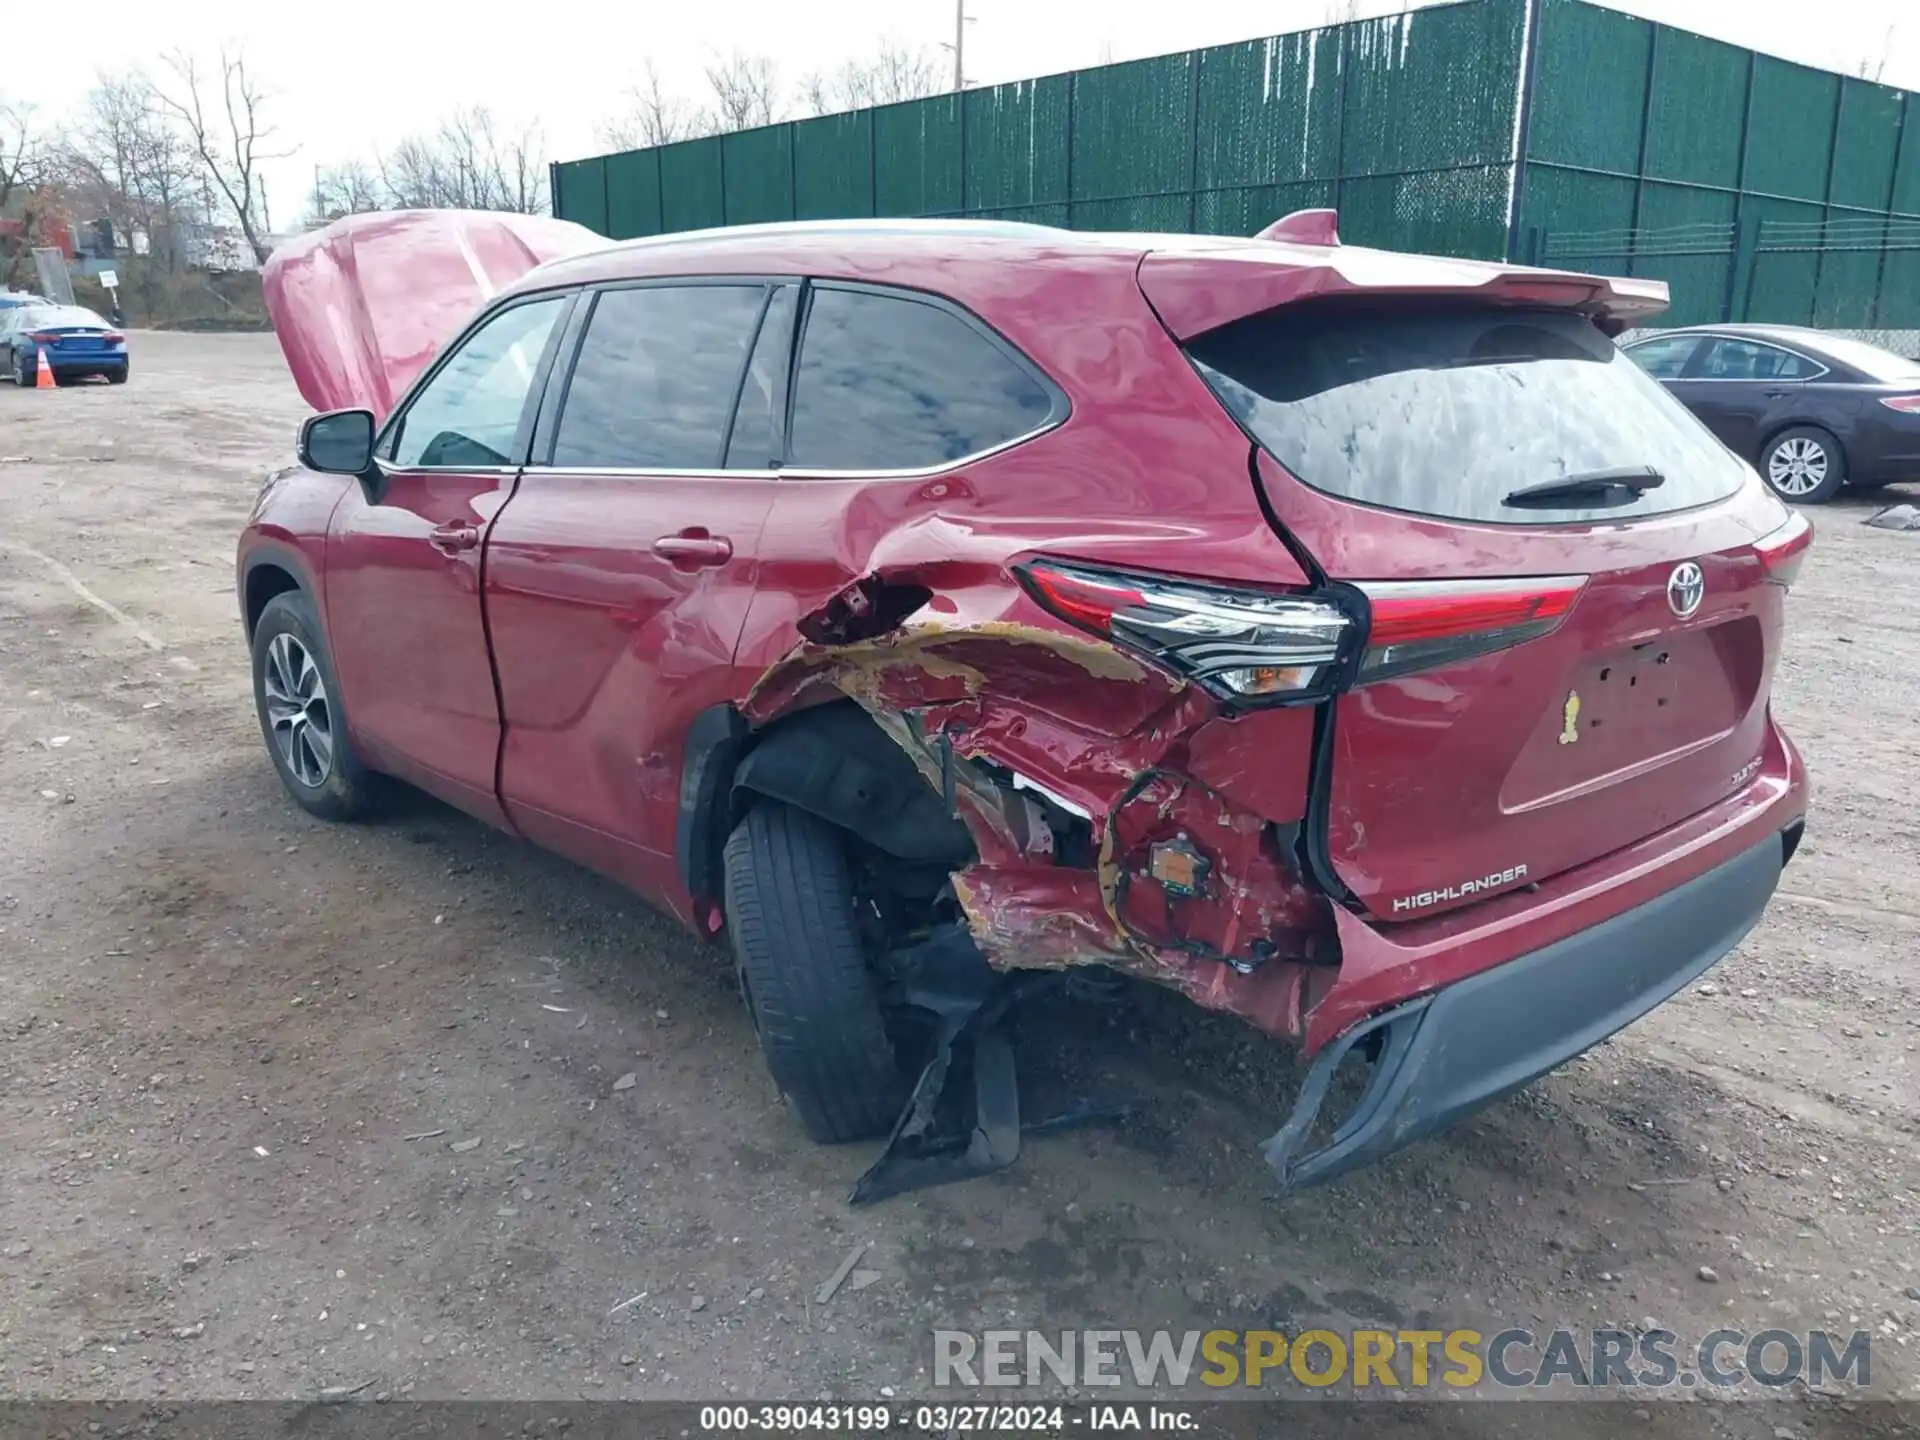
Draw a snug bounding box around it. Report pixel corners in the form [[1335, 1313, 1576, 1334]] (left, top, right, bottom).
[[1767, 437, 1828, 497], [262, 632, 334, 787]]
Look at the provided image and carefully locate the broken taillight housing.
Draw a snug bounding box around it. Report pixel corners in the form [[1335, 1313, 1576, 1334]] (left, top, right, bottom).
[[1354, 576, 1587, 683], [1753, 510, 1813, 588], [1016, 559, 1353, 705]]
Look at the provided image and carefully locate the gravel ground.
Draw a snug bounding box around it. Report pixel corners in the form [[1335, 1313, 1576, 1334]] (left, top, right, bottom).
[[1, 332, 1917, 1431]]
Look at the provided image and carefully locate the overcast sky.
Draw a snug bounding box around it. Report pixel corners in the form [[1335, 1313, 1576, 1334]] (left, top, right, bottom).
[[11, 0, 1915, 230]]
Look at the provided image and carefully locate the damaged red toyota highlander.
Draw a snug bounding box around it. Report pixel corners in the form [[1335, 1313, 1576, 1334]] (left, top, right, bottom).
[[240, 209, 1810, 1193]]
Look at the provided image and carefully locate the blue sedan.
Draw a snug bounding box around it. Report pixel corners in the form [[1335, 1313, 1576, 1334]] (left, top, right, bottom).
[[1, 304, 129, 386]]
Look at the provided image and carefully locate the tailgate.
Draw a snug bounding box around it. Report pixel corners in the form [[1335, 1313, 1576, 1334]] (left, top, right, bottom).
[[1186, 297, 1805, 921]]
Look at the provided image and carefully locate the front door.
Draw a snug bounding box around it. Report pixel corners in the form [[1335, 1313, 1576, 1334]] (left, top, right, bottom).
[[325, 292, 571, 824], [485, 281, 791, 912]]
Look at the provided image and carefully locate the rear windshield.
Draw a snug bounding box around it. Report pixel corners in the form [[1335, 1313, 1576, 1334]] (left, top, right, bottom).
[[1187, 302, 1752, 525], [34, 307, 107, 329]]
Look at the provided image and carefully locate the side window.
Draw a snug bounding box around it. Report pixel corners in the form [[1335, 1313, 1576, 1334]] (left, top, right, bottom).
[[387, 296, 565, 469], [552, 284, 765, 469], [725, 285, 798, 470], [1623, 334, 1699, 380], [787, 287, 1055, 471], [1697, 338, 1820, 381]]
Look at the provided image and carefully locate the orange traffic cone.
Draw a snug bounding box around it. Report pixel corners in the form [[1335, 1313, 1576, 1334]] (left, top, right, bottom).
[[34, 348, 55, 390]]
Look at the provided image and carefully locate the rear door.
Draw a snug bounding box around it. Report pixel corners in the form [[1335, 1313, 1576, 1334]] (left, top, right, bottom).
[[484, 280, 790, 912], [1681, 335, 1825, 459], [1185, 300, 1796, 921]]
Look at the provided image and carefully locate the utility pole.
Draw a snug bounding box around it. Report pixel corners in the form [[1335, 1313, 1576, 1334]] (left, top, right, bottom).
[[945, 0, 975, 91]]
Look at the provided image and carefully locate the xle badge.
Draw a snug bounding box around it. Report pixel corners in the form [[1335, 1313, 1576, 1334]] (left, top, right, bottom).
[[1559, 691, 1581, 745]]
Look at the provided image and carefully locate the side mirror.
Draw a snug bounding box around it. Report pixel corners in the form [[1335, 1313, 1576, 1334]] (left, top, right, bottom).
[[298, 408, 377, 476]]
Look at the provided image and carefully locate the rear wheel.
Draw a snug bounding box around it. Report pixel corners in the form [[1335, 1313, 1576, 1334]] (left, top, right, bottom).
[[723, 803, 905, 1143], [107, 364, 129, 385], [1762, 426, 1846, 503], [250, 591, 382, 821], [9, 348, 24, 386]]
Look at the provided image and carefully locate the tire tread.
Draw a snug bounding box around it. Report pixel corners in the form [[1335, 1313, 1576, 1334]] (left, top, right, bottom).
[[724, 804, 901, 1143]]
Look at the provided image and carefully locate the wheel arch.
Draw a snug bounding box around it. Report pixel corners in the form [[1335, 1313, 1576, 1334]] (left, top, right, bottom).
[[677, 698, 974, 908], [240, 544, 319, 639]]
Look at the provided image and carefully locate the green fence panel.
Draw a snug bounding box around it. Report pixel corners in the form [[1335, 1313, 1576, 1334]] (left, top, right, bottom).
[[1830, 78, 1904, 210], [1633, 182, 1736, 325], [1745, 58, 1837, 202], [1191, 28, 1342, 237], [1195, 181, 1336, 241], [553, 0, 1916, 329], [603, 149, 662, 239], [659, 136, 725, 232], [793, 112, 873, 221], [554, 157, 609, 235], [1528, 0, 1652, 173], [1890, 97, 1920, 214], [723, 125, 794, 225], [1736, 195, 1823, 324], [1340, 164, 1513, 259], [1879, 248, 1920, 326], [873, 95, 962, 217], [964, 75, 1072, 217], [1069, 50, 1196, 230], [1342, 0, 1523, 177], [1519, 166, 1636, 261], [1643, 26, 1747, 189], [1812, 230, 1884, 328]]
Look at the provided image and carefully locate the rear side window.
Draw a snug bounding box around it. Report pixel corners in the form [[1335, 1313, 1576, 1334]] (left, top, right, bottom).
[[1188, 302, 1751, 525], [554, 284, 764, 469], [1694, 338, 1822, 381], [787, 287, 1056, 471], [726, 285, 798, 470]]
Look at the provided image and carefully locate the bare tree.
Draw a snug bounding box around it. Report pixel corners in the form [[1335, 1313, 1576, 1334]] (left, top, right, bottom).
[[1, 96, 51, 290], [704, 51, 783, 132], [306, 160, 384, 227], [380, 107, 547, 214], [1856, 22, 1897, 81], [64, 73, 196, 278], [152, 49, 282, 264], [798, 41, 944, 116], [600, 59, 715, 149]]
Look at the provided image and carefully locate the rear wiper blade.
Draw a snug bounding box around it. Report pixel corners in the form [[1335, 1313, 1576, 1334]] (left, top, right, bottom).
[[1503, 466, 1666, 507]]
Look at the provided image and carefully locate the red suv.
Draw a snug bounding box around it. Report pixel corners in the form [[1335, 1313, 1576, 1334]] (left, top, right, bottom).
[[241, 210, 1810, 1191]]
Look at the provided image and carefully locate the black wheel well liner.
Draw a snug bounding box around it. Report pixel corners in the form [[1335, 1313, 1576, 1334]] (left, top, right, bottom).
[[241, 552, 309, 637], [677, 699, 975, 905]]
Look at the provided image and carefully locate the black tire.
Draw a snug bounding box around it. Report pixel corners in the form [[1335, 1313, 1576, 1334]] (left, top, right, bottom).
[[9, 348, 24, 387], [723, 803, 905, 1143], [1760, 425, 1846, 504], [107, 364, 129, 385], [250, 591, 383, 821]]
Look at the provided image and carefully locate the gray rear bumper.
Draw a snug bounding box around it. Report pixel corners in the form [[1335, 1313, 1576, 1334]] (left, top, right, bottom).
[[1263, 825, 1795, 1190]]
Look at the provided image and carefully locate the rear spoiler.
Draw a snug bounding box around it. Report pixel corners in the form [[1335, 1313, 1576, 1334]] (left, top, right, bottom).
[[1140, 209, 1671, 341]]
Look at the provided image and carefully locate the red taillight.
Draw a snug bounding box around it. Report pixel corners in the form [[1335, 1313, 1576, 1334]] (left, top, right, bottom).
[[102, 331, 125, 344], [1754, 511, 1813, 588], [1017, 559, 1353, 705], [1356, 576, 1587, 683], [1881, 394, 1920, 414], [26, 331, 56, 344]]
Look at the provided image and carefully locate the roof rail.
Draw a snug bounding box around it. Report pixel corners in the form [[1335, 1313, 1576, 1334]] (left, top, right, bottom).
[[1255, 209, 1341, 247]]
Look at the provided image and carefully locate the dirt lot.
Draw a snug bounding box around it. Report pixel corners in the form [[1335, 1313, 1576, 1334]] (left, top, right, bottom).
[[1, 332, 1917, 1427]]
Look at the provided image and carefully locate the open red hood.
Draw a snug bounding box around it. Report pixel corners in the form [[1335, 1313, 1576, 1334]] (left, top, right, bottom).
[[263, 210, 604, 417]]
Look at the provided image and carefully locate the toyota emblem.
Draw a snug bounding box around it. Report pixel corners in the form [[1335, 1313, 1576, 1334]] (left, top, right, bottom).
[[1667, 561, 1705, 618]]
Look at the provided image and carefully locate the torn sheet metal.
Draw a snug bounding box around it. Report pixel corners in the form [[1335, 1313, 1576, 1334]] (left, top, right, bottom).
[[745, 580, 1336, 1043]]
